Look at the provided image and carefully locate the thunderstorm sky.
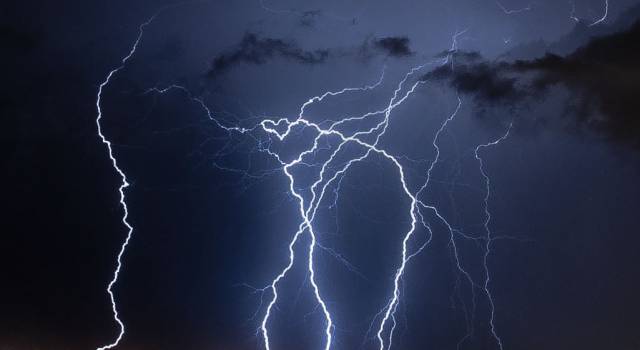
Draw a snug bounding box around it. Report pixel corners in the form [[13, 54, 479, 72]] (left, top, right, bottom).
[[3, 0, 640, 349]]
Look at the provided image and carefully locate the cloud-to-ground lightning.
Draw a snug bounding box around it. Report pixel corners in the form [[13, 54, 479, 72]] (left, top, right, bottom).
[[95, 14, 158, 350], [97, 9, 517, 350], [475, 123, 513, 350]]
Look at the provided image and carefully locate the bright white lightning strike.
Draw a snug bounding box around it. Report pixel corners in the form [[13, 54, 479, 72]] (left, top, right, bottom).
[[95, 14, 157, 350], [97, 11, 515, 350]]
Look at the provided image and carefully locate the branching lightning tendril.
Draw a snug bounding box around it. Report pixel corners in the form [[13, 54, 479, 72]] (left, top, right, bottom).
[[589, 0, 609, 26], [495, 0, 533, 15]]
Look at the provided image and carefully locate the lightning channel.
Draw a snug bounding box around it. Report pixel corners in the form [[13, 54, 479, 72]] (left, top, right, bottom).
[[475, 123, 513, 350], [95, 14, 158, 350], [589, 0, 609, 26], [495, 0, 533, 14]]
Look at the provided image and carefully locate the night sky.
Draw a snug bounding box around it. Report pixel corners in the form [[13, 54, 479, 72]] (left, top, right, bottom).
[[3, 0, 640, 349]]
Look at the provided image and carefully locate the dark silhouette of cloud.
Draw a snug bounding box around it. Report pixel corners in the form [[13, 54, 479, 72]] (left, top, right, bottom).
[[207, 33, 330, 77], [426, 61, 522, 103], [208, 33, 414, 77], [502, 3, 640, 61], [424, 20, 640, 147], [373, 36, 413, 57]]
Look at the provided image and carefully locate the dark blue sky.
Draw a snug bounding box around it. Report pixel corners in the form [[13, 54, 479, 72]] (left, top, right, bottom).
[[2, 1, 640, 349]]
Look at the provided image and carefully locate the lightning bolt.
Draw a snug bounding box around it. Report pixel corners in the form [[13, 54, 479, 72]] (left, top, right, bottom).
[[95, 14, 158, 350], [373, 97, 463, 350], [475, 123, 513, 350], [589, 0, 609, 26], [97, 9, 517, 350], [257, 65, 427, 350]]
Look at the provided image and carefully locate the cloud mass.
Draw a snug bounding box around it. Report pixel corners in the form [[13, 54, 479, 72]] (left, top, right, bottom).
[[424, 20, 640, 147], [208, 33, 415, 77], [208, 33, 330, 77]]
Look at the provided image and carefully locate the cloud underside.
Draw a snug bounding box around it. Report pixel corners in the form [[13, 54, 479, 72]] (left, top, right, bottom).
[[207, 33, 413, 77], [424, 21, 640, 147]]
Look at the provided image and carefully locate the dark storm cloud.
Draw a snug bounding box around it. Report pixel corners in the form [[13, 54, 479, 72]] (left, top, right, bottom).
[[373, 36, 413, 57], [424, 20, 640, 147], [426, 59, 521, 103], [357, 36, 415, 59], [207, 33, 330, 77], [208, 33, 414, 77], [502, 4, 640, 61]]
